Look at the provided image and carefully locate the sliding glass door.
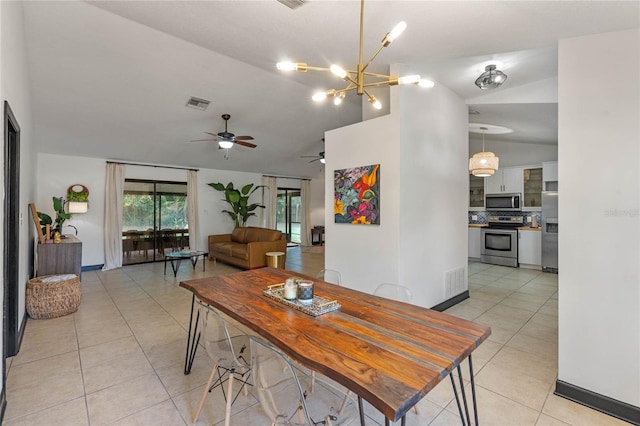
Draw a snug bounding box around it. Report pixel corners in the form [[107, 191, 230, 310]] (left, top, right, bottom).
[[122, 179, 188, 265], [276, 188, 301, 244]]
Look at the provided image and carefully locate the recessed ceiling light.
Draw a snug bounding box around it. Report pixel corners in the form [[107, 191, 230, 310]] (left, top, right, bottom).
[[468, 123, 513, 134]]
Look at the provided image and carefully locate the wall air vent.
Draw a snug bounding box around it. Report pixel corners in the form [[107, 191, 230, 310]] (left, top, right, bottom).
[[277, 0, 308, 10], [185, 97, 211, 111]]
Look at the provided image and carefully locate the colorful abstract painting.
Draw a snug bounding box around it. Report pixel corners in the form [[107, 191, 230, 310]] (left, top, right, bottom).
[[334, 164, 380, 225]]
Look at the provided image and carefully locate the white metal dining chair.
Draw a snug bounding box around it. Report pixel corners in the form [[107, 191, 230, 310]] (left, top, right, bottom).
[[315, 269, 342, 285], [251, 336, 359, 426], [192, 301, 252, 426]]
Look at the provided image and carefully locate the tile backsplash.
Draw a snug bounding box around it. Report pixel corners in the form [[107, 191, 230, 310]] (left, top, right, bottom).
[[468, 211, 542, 227]]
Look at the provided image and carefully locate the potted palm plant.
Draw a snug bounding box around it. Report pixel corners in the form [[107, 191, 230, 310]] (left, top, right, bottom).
[[208, 182, 265, 228]]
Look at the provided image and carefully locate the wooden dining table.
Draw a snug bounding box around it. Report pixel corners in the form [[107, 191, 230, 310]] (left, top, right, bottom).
[[180, 267, 491, 424]]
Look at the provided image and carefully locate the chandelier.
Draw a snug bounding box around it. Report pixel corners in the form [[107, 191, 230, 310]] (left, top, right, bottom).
[[469, 127, 499, 177], [276, 0, 434, 110]]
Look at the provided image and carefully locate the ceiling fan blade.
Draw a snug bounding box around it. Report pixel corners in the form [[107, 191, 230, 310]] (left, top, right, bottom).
[[308, 158, 320, 163], [300, 155, 318, 158], [234, 135, 255, 140], [234, 140, 257, 148], [190, 138, 216, 142], [204, 132, 219, 137]]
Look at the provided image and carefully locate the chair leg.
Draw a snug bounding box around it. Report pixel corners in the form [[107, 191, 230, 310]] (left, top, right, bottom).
[[337, 390, 352, 414], [224, 371, 234, 426], [192, 363, 219, 423], [311, 371, 316, 393]]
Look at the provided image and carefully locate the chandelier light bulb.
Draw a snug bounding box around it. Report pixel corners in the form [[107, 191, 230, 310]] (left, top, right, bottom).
[[334, 92, 345, 105], [383, 21, 407, 46], [368, 95, 382, 110], [312, 91, 327, 102], [277, 62, 297, 71], [418, 79, 435, 88], [330, 64, 348, 79], [398, 75, 421, 85]]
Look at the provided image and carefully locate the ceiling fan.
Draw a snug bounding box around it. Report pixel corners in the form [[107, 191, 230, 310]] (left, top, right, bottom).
[[191, 113, 256, 149], [300, 151, 325, 164]]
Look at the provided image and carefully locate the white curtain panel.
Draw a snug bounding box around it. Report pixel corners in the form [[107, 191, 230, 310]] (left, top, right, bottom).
[[300, 180, 311, 246], [187, 170, 200, 250], [102, 163, 125, 270], [262, 176, 277, 229]]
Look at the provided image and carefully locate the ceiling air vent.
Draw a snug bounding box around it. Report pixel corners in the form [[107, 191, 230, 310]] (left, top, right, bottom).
[[277, 0, 308, 10], [185, 96, 210, 111]]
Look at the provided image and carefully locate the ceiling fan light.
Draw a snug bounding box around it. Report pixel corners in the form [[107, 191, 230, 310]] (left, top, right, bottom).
[[218, 140, 234, 149], [475, 64, 508, 90], [320, 157, 326, 164]]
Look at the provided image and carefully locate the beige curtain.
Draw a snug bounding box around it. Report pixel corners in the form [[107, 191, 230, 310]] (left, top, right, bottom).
[[300, 180, 311, 246], [187, 170, 199, 250], [262, 176, 277, 229], [102, 163, 125, 270]]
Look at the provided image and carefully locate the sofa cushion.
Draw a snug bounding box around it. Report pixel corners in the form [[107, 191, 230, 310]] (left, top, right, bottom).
[[231, 227, 248, 243], [244, 227, 282, 242], [210, 242, 233, 257], [229, 243, 249, 260]]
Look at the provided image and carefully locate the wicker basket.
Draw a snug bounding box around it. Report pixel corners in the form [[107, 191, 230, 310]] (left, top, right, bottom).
[[26, 274, 82, 319]]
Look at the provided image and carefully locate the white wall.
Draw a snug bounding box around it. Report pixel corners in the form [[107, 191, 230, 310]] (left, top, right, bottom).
[[325, 78, 468, 307], [325, 114, 400, 293], [397, 83, 469, 307], [36, 153, 325, 266], [558, 28, 639, 406], [2, 0, 35, 353]]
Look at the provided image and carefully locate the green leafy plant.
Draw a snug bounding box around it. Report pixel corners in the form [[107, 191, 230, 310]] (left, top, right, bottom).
[[37, 197, 71, 234], [67, 190, 88, 202], [208, 182, 265, 228]]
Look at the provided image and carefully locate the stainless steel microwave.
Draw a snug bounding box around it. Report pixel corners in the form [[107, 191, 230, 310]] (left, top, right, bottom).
[[485, 193, 521, 211]]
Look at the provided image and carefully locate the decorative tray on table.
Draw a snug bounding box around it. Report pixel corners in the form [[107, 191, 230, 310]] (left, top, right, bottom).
[[263, 284, 341, 317]]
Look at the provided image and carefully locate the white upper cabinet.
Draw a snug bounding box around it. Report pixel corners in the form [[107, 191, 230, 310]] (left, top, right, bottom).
[[485, 167, 523, 194]]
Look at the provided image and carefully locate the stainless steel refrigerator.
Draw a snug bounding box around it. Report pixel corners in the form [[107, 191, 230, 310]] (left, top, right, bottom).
[[541, 191, 558, 273]]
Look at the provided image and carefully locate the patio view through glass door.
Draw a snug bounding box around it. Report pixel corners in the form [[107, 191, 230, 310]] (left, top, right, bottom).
[[276, 188, 301, 244], [122, 180, 189, 265]]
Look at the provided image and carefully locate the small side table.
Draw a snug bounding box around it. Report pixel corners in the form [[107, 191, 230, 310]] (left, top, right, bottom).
[[164, 251, 208, 277], [265, 251, 285, 269]]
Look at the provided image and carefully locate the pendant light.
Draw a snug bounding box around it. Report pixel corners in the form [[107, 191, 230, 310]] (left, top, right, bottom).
[[469, 127, 499, 177]]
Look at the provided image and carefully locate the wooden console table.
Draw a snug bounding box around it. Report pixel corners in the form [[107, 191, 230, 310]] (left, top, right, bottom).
[[36, 235, 82, 279]]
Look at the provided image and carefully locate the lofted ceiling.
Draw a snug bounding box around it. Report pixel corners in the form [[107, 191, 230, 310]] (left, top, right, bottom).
[[22, 1, 639, 178]]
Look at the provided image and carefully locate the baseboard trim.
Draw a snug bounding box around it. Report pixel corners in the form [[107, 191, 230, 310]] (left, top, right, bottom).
[[82, 264, 103, 271], [555, 380, 640, 425], [431, 291, 469, 312]]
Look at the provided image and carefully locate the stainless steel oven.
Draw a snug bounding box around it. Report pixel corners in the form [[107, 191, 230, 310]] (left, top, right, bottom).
[[481, 216, 522, 267]]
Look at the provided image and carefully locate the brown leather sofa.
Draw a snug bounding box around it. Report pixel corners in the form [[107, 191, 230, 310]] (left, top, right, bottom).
[[208, 227, 287, 269]]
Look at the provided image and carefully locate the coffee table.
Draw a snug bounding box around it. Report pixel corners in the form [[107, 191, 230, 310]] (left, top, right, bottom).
[[164, 250, 208, 277]]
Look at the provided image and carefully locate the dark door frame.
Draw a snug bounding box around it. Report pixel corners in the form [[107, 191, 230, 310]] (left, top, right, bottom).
[[3, 100, 21, 419]]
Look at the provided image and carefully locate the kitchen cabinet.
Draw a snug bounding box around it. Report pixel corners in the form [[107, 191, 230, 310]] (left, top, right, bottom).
[[468, 227, 481, 259], [469, 174, 484, 210], [523, 167, 543, 210], [543, 161, 558, 191], [485, 166, 523, 194], [518, 229, 541, 267]]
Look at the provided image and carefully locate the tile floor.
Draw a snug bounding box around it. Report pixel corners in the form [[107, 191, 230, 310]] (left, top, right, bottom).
[[4, 249, 630, 425]]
